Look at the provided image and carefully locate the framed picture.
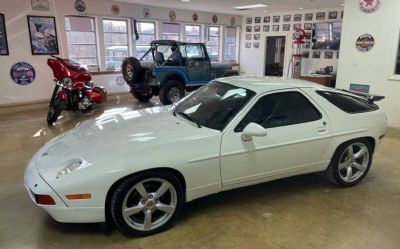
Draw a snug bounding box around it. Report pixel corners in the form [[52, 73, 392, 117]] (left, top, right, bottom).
[[246, 26, 252, 32], [246, 17, 252, 24], [337, 51, 340, 59], [245, 34, 252, 40], [283, 24, 290, 32], [341, 11, 344, 19], [302, 51, 310, 58], [305, 13, 313, 21], [255, 17, 261, 23], [305, 32, 312, 40], [0, 14, 9, 56], [263, 16, 270, 23], [273, 16, 280, 23], [312, 51, 321, 59], [263, 25, 270, 32], [272, 25, 279, 32], [294, 14, 302, 22], [253, 34, 260, 40], [283, 15, 291, 22], [304, 23, 312, 30], [31, 0, 49, 11], [254, 25, 260, 32], [324, 51, 334, 59], [328, 11, 338, 19], [304, 42, 311, 49], [253, 42, 260, 49], [245, 42, 251, 48], [293, 23, 301, 30], [316, 12, 325, 20], [27, 15, 59, 55]]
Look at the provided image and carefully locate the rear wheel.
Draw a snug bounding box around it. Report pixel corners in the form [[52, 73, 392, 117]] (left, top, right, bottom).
[[159, 80, 185, 105], [111, 171, 184, 237], [47, 98, 63, 125], [326, 139, 373, 187], [132, 89, 153, 102]]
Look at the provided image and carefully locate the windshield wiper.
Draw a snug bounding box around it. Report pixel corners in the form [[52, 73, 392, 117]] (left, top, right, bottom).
[[177, 111, 201, 128]]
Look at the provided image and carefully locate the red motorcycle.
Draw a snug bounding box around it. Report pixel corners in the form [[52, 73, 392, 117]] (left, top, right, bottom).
[[46, 56, 107, 124]]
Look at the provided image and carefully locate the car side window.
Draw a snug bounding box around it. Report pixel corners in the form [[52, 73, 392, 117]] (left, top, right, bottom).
[[235, 92, 322, 132], [316, 91, 379, 113], [186, 45, 205, 60]]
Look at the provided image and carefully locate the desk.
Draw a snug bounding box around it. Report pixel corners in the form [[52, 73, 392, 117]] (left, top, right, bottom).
[[300, 75, 336, 87]]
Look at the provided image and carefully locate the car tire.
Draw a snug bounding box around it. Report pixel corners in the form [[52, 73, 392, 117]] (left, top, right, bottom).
[[110, 171, 184, 237], [122, 57, 143, 87], [222, 70, 239, 77], [159, 80, 185, 105], [47, 98, 63, 125], [326, 138, 373, 187], [132, 89, 153, 102]]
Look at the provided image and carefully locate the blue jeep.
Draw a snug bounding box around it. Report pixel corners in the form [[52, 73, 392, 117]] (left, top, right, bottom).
[[122, 40, 239, 105]]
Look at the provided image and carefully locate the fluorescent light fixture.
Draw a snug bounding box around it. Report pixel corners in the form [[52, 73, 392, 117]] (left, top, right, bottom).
[[233, 4, 269, 10], [181, 0, 190, 2], [340, 3, 344, 6], [264, 10, 269, 13], [299, 7, 304, 10]]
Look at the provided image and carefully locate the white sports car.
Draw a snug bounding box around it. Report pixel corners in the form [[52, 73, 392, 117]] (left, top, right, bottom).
[[24, 76, 387, 236]]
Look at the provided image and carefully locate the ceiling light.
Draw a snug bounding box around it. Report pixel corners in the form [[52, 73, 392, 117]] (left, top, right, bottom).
[[299, 7, 304, 10], [181, 0, 190, 2], [340, 3, 344, 6], [264, 10, 269, 13], [233, 4, 270, 10]]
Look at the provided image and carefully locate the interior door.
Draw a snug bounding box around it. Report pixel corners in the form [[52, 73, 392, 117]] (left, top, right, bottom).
[[265, 36, 286, 76], [220, 89, 332, 187], [184, 44, 211, 82]]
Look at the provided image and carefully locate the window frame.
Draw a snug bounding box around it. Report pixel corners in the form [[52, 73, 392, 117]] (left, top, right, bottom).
[[102, 18, 129, 70], [162, 22, 181, 41], [223, 26, 238, 63], [233, 90, 323, 132], [64, 15, 99, 69], [207, 25, 221, 62], [135, 20, 156, 60], [185, 24, 201, 43]]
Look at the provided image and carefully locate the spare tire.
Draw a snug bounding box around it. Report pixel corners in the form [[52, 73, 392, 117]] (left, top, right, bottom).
[[222, 70, 239, 77], [122, 57, 144, 87]]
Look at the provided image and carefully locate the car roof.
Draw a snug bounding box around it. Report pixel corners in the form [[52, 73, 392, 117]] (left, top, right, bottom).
[[150, 40, 204, 46], [216, 76, 331, 93]]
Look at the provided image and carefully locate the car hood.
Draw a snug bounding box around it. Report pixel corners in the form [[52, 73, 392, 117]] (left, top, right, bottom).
[[35, 106, 220, 179]]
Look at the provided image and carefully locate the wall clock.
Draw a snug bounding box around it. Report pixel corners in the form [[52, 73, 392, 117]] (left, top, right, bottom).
[[359, 0, 381, 13]]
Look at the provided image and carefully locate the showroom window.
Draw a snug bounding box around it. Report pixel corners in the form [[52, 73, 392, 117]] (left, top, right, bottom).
[[235, 92, 321, 132], [64, 16, 98, 68], [185, 25, 201, 43], [162, 23, 181, 41], [103, 19, 128, 70], [135, 21, 155, 61], [224, 27, 237, 63], [207, 26, 220, 62]]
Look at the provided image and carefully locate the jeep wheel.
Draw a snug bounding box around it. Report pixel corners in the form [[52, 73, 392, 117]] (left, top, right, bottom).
[[122, 57, 143, 86], [132, 89, 153, 102], [159, 80, 185, 105], [222, 70, 239, 77]]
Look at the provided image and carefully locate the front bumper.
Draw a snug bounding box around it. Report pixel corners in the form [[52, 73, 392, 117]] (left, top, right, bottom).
[[24, 159, 105, 223]]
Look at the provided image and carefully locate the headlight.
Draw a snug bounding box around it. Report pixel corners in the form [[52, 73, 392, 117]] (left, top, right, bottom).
[[62, 77, 73, 87], [56, 158, 91, 178]]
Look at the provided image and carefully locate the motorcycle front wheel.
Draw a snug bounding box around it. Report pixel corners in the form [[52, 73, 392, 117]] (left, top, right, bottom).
[[47, 98, 63, 125]]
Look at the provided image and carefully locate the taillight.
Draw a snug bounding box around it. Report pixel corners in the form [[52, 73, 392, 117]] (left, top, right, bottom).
[[146, 70, 153, 83], [35, 194, 56, 205]]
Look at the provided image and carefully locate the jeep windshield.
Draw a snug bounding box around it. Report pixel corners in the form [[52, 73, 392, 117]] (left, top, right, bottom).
[[173, 81, 255, 131]]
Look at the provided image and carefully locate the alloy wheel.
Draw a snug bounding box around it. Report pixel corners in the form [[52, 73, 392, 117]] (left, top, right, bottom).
[[338, 142, 370, 183]]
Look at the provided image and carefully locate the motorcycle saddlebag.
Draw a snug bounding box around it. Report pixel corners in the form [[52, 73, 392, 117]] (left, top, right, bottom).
[[91, 86, 107, 104]]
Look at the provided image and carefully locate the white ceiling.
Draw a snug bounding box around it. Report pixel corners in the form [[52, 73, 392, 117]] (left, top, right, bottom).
[[114, 0, 344, 15]]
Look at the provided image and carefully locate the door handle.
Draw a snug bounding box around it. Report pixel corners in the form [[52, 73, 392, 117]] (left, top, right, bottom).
[[317, 121, 327, 133]]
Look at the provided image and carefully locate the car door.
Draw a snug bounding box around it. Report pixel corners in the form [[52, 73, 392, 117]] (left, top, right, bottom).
[[220, 89, 332, 187], [184, 44, 211, 82]]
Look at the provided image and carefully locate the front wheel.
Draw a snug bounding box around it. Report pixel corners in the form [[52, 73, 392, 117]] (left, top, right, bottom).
[[110, 171, 184, 237], [131, 89, 153, 102], [159, 80, 185, 105], [326, 139, 373, 187], [47, 98, 63, 125]]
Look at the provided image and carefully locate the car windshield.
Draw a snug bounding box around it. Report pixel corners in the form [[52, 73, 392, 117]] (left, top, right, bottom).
[[174, 81, 256, 131]]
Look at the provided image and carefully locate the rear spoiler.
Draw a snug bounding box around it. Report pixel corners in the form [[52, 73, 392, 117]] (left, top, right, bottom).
[[340, 89, 385, 103]]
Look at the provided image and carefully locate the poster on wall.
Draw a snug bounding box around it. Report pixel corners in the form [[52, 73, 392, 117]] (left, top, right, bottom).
[[246, 26, 252, 32], [263, 25, 270, 32], [312, 51, 321, 59], [254, 26, 260, 32], [272, 25, 279, 32], [253, 42, 260, 49], [253, 34, 260, 40], [316, 12, 325, 20], [27, 15, 59, 55], [245, 34, 251, 40], [263, 16, 270, 23], [245, 42, 251, 49], [273, 16, 280, 23], [350, 83, 370, 93], [246, 17, 252, 24], [0, 14, 9, 56], [328, 11, 338, 19], [304, 23, 312, 30], [293, 14, 302, 22], [10, 62, 36, 85], [302, 51, 310, 58], [283, 24, 290, 32], [283, 15, 291, 22], [293, 23, 301, 30], [324, 51, 334, 59], [305, 13, 313, 21], [31, 0, 49, 11], [254, 17, 261, 23]]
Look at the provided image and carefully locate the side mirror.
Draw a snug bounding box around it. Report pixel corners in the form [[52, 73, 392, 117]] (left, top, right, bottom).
[[241, 123, 267, 141]]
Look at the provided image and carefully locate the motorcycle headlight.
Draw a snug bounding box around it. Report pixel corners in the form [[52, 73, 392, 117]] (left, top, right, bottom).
[[62, 77, 73, 87], [56, 158, 91, 178]]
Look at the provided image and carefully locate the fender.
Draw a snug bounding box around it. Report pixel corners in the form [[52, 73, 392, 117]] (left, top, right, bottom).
[[154, 67, 189, 86]]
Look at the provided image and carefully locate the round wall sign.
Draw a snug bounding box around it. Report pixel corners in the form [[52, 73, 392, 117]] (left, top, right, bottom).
[[192, 13, 198, 22], [169, 10, 176, 21], [230, 17, 236, 25], [10, 62, 36, 85], [111, 4, 120, 15], [359, 0, 381, 13], [143, 8, 151, 18], [293, 29, 306, 42], [356, 34, 375, 52], [212, 15, 218, 24], [74, 0, 86, 13], [116, 76, 125, 86]]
